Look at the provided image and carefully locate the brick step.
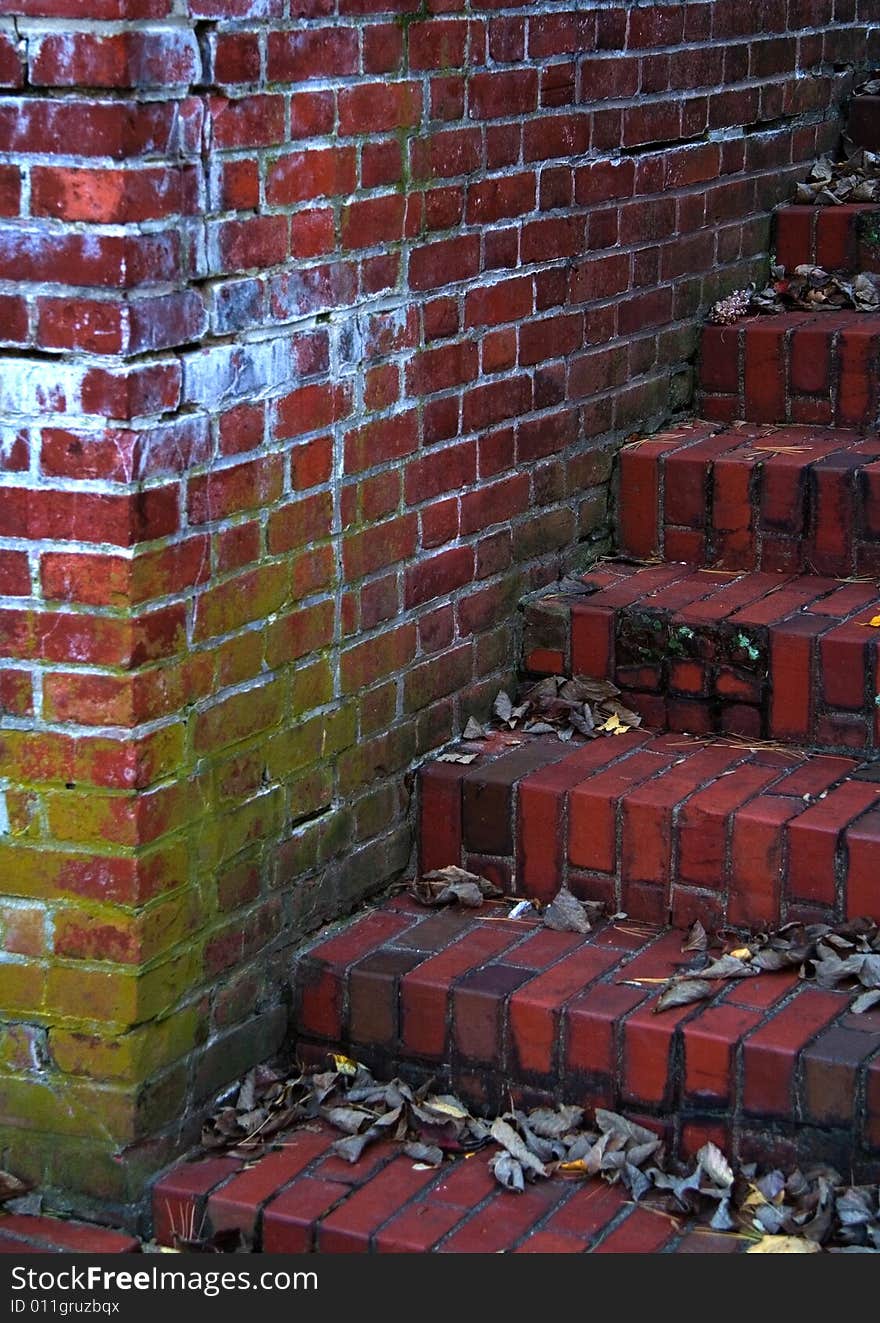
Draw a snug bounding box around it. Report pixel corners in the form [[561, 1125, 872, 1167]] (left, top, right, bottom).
[[774, 203, 880, 274], [522, 561, 880, 756], [616, 420, 880, 576], [151, 1112, 740, 1254], [285, 895, 880, 1184], [848, 95, 880, 151], [698, 311, 880, 429], [416, 728, 880, 929], [0, 1214, 138, 1254]]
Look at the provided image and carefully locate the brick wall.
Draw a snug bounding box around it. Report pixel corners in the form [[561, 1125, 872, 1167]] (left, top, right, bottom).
[[0, 0, 873, 1216]]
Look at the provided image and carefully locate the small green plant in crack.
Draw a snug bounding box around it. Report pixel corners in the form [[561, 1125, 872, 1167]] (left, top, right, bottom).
[[734, 632, 761, 664], [667, 624, 696, 657], [858, 210, 880, 251]]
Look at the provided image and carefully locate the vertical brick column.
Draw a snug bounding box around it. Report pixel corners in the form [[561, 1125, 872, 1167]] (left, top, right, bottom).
[[0, 1, 221, 1212]]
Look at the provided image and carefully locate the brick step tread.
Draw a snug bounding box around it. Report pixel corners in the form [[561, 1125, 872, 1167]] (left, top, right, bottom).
[[152, 1117, 739, 1254], [617, 419, 880, 577], [522, 560, 880, 755], [417, 728, 880, 929], [774, 202, 880, 275], [0, 1214, 138, 1254], [698, 310, 880, 429], [849, 96, 880, 151], [289, 895, 880, 1180]]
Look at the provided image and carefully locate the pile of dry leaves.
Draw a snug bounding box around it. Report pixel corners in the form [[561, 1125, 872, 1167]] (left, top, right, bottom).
[[707, 136, 880, 324], [649, 916, 880, 1016], [793, 145, 880, 206], [447, 677, 642, 752], [408, 868, 603, 935], [752, 263, 880, 314], [709, 265, 880, 323], [200, 1057, 880, 1253]]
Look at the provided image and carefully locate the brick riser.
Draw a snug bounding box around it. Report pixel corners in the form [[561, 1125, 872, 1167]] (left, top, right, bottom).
[[618, 422, 880, 577], [699, 190, 880, 427], [417, 730, 880, 931], [775, 203, 880, 275], [522, 562, 880, 756], [699, 312, 880, 430], [288, 897, 880, 1184]]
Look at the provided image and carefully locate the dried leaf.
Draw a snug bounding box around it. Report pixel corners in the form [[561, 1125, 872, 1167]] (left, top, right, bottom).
[[463, 717, 488, 740], [600, 699, 642, 728], [851, 988, 880, 1014], [321, 1105, 374, 1135], [435, 751, 479, 765], [410, 867, 503, 909], [492, 1151, 525, 1192], [813, 951, 865, 989], [421, 1095, 471, 1122], [756, 1170, 787, 1202], [754, 1202, 788, 1234], [332, 1131, 376, 1164], [542, 886, 592, 934], [747, 1235, 821, 1254], [331, 1054, 359, 1077], [527, 1106, 584, 1139], [559, 677, 620, 703], [857, 953, 880, 988], [751, 947, 799, 972], [682, 920, 708, 952], [699, 954, 757, 980], [623, 1163, 653, 1201], [403, 1142, 444, 1167], [594, 1110, 659, 1148], [710, 1198, 737, 1232], [836, 1189, 875, 1227], [626, 1138, 662, 1167], [654, 978, 713, 1012], [493, 690, 514, 724], [568, 704, 596, 736], [490, 1118, 548, 1178], [698, 1141, 734, 1189], [557, 1159, 589, 1176]]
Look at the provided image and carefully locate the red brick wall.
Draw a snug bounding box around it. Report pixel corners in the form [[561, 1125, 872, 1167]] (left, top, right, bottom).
[[0, 0, 873, 1212]]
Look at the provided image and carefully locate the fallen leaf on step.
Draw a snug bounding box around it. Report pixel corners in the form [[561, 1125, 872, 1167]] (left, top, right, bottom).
[[490, 1118, 548, 1178], [331, 1054, 359, 1077], [492, 1151, 525, 1192], [598, 712, 629, 735], [682, 919, 708, 952], [410, 867, 503, 908], [434, 752, 479, 764], [654, 978, 713, 1013], [542, 886, 592, 934], [747, 1236, 821, 1254], [403, 1143, 444, 1167], [700, 954, 757, 980], [698, 1141, 734, 1190], [527, 1105, 584, 1138]]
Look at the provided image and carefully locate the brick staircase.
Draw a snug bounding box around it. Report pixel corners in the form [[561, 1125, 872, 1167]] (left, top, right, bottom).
[[151, 99, 880, 1254]]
